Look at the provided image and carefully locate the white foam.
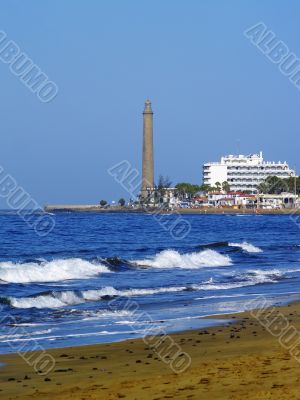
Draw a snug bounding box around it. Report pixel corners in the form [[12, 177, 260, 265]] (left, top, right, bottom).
[[80, 310, 133, 320], [195, 294, 248, 300], [81, 287, 119, 301], [192, 280, 257, 291], [0, 258, 111, 283], [243, 269, 282, 283], [133, 249, 232, 269], [9, 285, 187, 309], [10, 291, 82, 309], [115, 320, 136, 325], [229, 242, 262, 253], [193, 269, 281, 291], [0, 328, 143, 343], [0, 329, 52, 340], [11, 323, 41, 327], [7, 268, 283, 309], [82, 285, 186, 301]]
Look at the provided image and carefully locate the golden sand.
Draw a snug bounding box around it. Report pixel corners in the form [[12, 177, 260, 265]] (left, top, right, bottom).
[[1, 302, 300, 399]]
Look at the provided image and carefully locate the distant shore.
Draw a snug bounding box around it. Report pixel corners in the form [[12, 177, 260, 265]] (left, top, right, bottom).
[[1, 301, 300, 399], [44, 205, 300, 215]]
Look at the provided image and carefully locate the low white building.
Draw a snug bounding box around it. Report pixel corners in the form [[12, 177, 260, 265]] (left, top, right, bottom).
[[161, 188, 178, 207], [203, 152, 295, 193], [257, 193, 298, 209], [207, 192, 256, 208]]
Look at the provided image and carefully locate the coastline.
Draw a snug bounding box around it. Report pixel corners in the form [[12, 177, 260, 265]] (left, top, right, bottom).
[[1, 301, 300, 399], [44, 205, 300, 215]]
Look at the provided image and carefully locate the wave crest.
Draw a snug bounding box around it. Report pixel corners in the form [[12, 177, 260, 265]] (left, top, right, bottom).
[[133, 249, 232, 269], [8, 285, 187, 309], [6, 268, 284, 309], [0, 258, 111, 284], [229, 242, 262, 253]]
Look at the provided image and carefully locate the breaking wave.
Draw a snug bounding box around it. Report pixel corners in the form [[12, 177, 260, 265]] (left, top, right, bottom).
[[0, 258, 111, 284], [132, 249, 232, 269], [192, 269, 282, 290], [7, 285, 187, 309], [197, 241, 229, 249], [229, 242, 262, 253], [5, 268, 283, 309]]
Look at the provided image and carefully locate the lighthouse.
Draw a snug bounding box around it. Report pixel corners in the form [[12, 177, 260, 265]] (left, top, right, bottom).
[[141, 99, 154, 199]]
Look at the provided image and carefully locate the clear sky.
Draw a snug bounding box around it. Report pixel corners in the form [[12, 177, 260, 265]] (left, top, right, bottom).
[[0, 0, 299, 206]]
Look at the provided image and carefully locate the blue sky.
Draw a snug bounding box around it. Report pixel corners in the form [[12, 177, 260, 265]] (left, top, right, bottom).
[[0, 0, 299, 205]]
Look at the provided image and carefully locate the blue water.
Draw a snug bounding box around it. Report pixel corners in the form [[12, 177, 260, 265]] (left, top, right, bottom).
[[0, 212, 300, 354]]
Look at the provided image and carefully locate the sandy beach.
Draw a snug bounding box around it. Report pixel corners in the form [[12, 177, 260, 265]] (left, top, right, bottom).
[[1, 301, 300, 400]]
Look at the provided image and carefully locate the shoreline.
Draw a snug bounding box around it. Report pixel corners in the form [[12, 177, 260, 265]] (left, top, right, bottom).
[[44, 205, 300, 215], [1, 301, 300, 399]]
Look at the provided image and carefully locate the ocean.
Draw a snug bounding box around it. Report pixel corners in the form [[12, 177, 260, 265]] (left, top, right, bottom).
[[0, 212, 300, 354]]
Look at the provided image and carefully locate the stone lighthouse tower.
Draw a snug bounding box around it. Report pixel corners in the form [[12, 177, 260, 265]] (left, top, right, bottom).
[[141, 99, 154, 199]]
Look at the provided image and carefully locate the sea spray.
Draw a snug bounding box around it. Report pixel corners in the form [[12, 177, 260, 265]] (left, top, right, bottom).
[[133, 249, 232, 269], [229, 242, 263, 253], [0, 258, 111, 283]]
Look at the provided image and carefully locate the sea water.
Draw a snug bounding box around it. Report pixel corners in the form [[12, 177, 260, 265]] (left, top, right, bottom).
[[0, 212, 300, 353]]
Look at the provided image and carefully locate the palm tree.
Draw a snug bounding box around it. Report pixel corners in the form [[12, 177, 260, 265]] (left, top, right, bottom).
[[222, 181, 230, 192], [215, 182, 221, 191], [156, 175, 172, 204]]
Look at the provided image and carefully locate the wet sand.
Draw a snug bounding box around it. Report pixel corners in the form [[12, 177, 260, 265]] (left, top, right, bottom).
[[1, 302, 300, 399]]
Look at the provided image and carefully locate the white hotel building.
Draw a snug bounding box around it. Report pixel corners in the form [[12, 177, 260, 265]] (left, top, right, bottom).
[[203, 152, 295, 193]]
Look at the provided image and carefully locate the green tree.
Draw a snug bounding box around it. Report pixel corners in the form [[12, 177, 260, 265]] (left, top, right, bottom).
[[257, 181, 268, 194], [175, 182, 201, 198], [157, 175, 172, 189], [198, 184, 214, 192], [222, 181, 230, 192], [215, 182, 221, 191], [257, 176, 290, 194], [118, 198, 126, 207], [100, 200, 107, 207], [156, 175, 172, 204], [285, 176, 300, 194]]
